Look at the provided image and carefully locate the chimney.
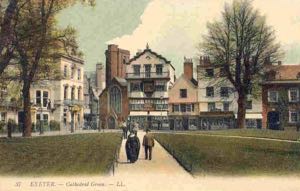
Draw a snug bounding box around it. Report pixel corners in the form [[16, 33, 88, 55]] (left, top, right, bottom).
[[183, 57, 193, 80]]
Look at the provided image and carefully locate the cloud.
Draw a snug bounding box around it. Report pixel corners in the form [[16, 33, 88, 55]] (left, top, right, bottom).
[[108, 0, 300, 75]]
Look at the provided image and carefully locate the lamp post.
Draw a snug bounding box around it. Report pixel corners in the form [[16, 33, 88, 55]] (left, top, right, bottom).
[[39, 105, 43, 135]]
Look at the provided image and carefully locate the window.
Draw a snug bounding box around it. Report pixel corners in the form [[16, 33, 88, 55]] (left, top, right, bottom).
[[145, 64, 151, 78], [77, 69, 81, 80], [223, 102, 229, 111], [71, 87, 75, 100], [219, 67, 226, 77], [205, 69, 214, 77], [180, 104, 186, 112], [220, 87, 229, 97], [43, 114, 49, 125], [206, 87, 214, 97], [246, 100, 252, 110], [36, 113, 41, 122], [42, 91, 49, 107], [156, 64, 163, 75], [64, 65, 67, 77], [110, 86, 122, 113], [64, 86, 68, 100], [133, 65, 140, 76], [78, 87, 81, 100], [289, 88, 299, 102], [71, 66, 74, 79], [0, 112, 6, 122], [155, 81, 166, 91], [268, 90, 278, 102], [180, 89, 187, 98], [289, 111, 298, 123], [130, 82, 141, 92], [186, 104, 192, 112], [208, 102, 215, 111], [36, 90, 41, 106], [173, 105, 180, 112]]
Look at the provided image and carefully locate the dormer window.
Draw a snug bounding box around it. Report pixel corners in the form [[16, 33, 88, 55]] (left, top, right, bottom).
[[205, 68, 214, 77]]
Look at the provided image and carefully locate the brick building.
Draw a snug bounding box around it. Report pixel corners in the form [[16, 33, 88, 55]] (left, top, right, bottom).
[[168, 58, 199, 130], [99, 45, 130, 129], [262, 63, 300, 130]]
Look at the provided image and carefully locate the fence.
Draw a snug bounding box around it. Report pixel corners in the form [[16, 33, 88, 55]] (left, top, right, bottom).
[[109, 134, 123, 176], [155, 136, 195, 174]]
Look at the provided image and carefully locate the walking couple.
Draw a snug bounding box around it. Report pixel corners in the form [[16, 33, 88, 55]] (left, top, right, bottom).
[[125, 129, 155, 163]]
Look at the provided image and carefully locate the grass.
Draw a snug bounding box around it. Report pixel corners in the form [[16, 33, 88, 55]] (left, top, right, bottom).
[[180, 129, 300, 141], [155, 133, 300, 176], [0, 133, 122, 176]]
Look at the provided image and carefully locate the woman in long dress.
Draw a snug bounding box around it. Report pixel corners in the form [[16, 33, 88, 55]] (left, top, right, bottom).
[[125, 132, 140, 163]]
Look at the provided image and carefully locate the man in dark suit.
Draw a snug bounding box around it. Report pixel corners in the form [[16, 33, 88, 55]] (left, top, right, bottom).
[[142, 129, 155, 160]]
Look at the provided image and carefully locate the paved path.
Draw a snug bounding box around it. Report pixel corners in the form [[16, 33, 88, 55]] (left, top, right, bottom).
[[113, 130, 197, 191]]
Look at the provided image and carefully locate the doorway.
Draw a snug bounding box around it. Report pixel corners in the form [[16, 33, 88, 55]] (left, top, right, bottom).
[[267, 111, 280, 130]]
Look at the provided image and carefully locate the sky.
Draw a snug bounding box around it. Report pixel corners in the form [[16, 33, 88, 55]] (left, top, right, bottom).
[[59, 0, 300, 75]]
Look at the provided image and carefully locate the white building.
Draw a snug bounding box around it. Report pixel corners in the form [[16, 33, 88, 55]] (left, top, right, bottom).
[[197, 56, 262, 129], [126, 45, 175, 130], [30, 54, 85, 132]]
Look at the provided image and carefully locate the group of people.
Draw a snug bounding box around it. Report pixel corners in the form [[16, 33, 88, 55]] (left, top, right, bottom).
[[120, 120, 155, 163]]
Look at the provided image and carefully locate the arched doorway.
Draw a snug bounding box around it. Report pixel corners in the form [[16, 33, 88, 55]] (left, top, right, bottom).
[[107, 116, 116, 129], [267, 111, 280, 130]]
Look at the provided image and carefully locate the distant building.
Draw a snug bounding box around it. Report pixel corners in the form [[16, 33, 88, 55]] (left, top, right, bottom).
[[197, 56, 262, 129], [168, 58, 198, 130], [0, 81, 21, 125], [95, 63, 105, 92], [126, 44, 175, 130], [83, 74, 100, 129], [29, 54, 85, 132], [262, 63, 300, 131], [99, 45, 130, 129]]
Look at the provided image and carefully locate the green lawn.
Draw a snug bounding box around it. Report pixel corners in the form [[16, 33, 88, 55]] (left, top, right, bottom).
[[183, 129, 300, 141], [0, 133, 122, 176], [155, 133, 300, 176]]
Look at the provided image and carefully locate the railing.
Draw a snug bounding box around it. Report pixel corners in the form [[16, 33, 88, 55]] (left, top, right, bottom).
[[54, 99, 84, 106], [126, 72, 169, 79], [109, 134, 123, 176], [155, 135, 195, 174]]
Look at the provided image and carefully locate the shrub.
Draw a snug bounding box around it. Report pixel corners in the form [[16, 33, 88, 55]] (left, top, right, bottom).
[[50, 120, 60, 131]]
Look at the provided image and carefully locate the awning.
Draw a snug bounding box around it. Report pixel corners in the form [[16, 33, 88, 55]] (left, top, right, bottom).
[[149, 111, 168, 116], [129, 111, 148, 116], [235, 113, 262, 119]]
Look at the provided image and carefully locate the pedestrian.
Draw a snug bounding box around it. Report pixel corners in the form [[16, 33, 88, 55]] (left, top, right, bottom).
[[133, 122, 139, 136], [142, 129, 155, 160], [125, 131, 140, 163], [120, 119, 128, 139]]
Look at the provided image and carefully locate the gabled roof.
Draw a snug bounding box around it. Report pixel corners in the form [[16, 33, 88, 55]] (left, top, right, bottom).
[[172, 74, 198, 89], [128, 47, 175, 70], [271, 65, 300, 80]]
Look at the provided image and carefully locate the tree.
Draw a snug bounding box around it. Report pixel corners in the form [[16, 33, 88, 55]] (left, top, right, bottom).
[[200, 0, 282, 128], [2, 0, 94, 137], [0, 0, 18, 75]]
